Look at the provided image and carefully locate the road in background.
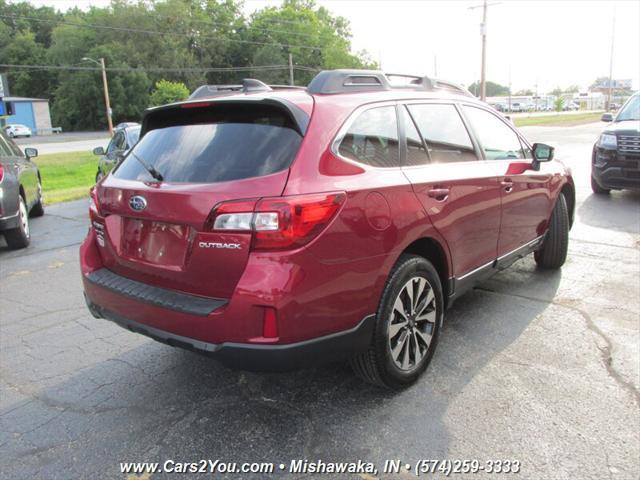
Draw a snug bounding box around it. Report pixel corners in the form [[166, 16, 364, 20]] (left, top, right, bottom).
[[14, 132, 110, 155], [1, 122, 638, 479]]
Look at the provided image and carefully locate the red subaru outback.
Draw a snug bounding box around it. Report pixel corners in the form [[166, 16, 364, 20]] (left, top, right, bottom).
[[81, 70, 574, 388]]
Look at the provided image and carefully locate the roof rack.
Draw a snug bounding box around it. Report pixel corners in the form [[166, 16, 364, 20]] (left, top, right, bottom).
[[306, 69, 473, 97], [188, 80, 306, 100]]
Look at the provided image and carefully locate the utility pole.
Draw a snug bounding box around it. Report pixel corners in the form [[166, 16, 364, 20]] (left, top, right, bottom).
[[82, 57, 113, 135], [607, 9, 616, 111], [100, 58, 113, 135], [508, 64, 512, 113], [480, 0, 487, 101], [288, 53, 294, 86], [469, 1, 500, 102]]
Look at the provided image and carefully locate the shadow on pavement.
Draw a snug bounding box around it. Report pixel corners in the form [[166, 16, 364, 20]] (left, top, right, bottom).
[[577, 190, 640, 234], [0, 257, 560, 478]]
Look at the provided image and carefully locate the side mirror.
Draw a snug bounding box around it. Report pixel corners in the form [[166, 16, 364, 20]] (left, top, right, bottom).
[[93, 146, 105, 156], [532, 143, 554, 163], [601, 113, 614, 122], [24, 147, 38, 159]]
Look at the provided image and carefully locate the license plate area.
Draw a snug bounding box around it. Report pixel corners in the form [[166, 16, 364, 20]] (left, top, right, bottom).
[[121, 217, 190, 268]]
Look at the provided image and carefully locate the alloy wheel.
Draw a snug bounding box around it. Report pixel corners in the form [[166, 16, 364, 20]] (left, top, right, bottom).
[[19, 197, 30, 238], [388, 276, 437, 372]]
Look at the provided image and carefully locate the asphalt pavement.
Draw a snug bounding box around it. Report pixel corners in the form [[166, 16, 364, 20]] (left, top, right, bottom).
[[1, 122, 638, 479]]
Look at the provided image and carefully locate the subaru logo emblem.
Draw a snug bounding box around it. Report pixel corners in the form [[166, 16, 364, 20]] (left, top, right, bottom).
[[129, 195, 147, 212]]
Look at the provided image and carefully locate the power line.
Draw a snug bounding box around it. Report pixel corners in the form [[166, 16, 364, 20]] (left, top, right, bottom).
[[0, 63, 321, 73], [0, 13, 327, 52]]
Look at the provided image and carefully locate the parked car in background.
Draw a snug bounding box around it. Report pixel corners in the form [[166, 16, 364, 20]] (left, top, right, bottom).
[[81, 70, 574, 389], [563, 102, 579, 111], [591, 92, 640, 194], [510, 103, 522, 112], [4, 124, 32, 138], [93, 123, 141, 182], [0, 130, 44, 249]]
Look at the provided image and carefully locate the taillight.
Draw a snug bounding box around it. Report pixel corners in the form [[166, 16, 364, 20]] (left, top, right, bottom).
[[254, 193, 346, 250], [207, 192, 346, 251], [89, 186, 101, 220], [0, 163, 4, 183]]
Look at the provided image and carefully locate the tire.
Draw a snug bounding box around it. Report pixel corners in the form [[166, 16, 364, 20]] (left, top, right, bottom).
[[30, 178, 45, 217], [350, 254, 443, 389], [535, 193, 569, 269], [4, 196, 31, 250], [591, 175, 610, 195]]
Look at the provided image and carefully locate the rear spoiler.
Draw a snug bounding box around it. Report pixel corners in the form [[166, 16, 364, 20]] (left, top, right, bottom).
[[141, 97, 310, 137]]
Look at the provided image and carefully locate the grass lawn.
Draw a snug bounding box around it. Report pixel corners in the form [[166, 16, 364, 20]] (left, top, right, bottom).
[[35, 151, 96, 204], [513, 111, 603, 127]]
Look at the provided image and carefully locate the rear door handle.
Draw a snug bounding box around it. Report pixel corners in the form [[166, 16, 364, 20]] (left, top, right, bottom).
[[427, 188, 450, 201], [501, 179, 514, 193]]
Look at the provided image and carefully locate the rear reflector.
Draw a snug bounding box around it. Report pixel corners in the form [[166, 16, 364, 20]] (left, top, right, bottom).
[[262, 307, 278, 338], [207, 192, 346, 251]]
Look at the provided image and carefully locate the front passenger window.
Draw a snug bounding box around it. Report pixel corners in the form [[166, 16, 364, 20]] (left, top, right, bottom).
[[463, 106, 525, 160]]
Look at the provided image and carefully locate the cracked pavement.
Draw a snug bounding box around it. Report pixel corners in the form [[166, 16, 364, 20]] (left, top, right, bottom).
[[1, 122, 638, 479]]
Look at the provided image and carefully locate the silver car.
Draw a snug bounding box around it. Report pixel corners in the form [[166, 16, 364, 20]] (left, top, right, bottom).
[[0, 130, 44, 249]]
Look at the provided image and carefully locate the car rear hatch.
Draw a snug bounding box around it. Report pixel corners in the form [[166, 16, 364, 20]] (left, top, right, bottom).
[[92, 98, 309, 299]]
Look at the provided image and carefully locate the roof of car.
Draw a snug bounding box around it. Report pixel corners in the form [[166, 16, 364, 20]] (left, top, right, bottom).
[[169, 70, 482, 112]]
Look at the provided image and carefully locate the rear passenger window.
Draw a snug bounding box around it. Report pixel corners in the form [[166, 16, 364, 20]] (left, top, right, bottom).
[[463, 106, 525, 160], [408, 104, 478, 163], [401, 107, 429, 166], [338, 106, 400, 168]]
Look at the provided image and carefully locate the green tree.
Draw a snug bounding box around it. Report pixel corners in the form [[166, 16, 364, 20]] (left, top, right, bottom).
[[247, 0, 375, 85], [565, 85, 580, 93], [1, 0, 374, 130], [0, 30, 49, 98], [514, 88, 534, 96], [467, 80, 510, 97], [554, 97, 565, 112], [149, 80, 189, 106]]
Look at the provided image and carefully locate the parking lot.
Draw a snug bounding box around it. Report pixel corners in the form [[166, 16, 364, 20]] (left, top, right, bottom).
[[1, 122, 638, 479]]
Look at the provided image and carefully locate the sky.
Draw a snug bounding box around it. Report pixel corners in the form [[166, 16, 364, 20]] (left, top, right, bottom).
[[9, 0, 640, 93]]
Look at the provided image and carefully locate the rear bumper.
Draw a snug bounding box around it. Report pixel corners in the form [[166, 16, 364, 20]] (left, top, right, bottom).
[[85, 293, 375, 371]]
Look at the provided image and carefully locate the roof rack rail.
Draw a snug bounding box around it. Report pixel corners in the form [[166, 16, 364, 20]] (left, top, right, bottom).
[[306, 69, 474, 97], [188, 78, 273, 100]]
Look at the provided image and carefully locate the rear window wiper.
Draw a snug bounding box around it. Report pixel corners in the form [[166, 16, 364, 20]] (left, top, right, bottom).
[[129, 150, 164, 182]]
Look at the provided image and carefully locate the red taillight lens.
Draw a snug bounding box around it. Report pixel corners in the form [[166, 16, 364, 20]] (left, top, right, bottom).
[[253, 192, 346, 250], [207, 192, 346, 251], [0, 163, 4, 183]]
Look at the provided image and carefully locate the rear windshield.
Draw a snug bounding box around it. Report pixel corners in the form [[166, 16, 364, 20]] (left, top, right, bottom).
[[113, 105, 302, 183]]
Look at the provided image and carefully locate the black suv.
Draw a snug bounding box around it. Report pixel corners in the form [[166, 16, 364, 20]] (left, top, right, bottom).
[[591, 92, 640, 194]]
